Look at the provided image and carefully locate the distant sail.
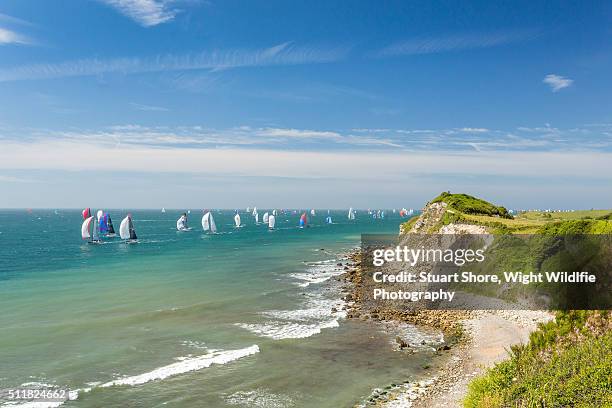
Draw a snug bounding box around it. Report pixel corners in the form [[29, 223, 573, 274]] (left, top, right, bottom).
[[299, 213, 307, 228], [161, 208, 166, 213], [92, 216, 100, 241], [82, 208, 91, 220], [81, 216, 93, 240], [129, 217, 137, 240], [234, 213, 241, 227], [310, 209, 316, 216], [254, 212, 259, 223], [96, 210, 104, 221], [272, 209, 277, 216], [263, 212, 269, 224], [99, 213, 109, 234], [177, 214, 188, 231], [268, 214, 276, 229], [252, 207, 258, 217], [348, 208, 355, 220], [119, 216, 130, 240], [107, 215, 115, 234], [202, 212, 217, 233], [326, 216, 332, 224]]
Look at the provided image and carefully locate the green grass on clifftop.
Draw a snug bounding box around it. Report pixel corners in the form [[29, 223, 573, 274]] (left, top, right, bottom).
[[431, 192, 512, 219], [464, 311, 612, 408]]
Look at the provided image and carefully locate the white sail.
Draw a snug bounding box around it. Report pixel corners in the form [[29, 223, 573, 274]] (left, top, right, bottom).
[[252, 207, 257, 216], [119, 216, 130, 240], [81, 216, 93, 239], [255, 212, 259, 223], [96, 209, 104, 221], [268, 214, 276, 229], [92, 217, 100, 241], [348, 208, 355, 220], [161, 208, 166, 213], [263, 212, 269, 223], [202, 213, 210, 231], [234, 213, 241, 227], [202, 212, 217, 233], [272, 209, 277, 216], [177, 215, 187, 231], [310, 209, 316, 216]]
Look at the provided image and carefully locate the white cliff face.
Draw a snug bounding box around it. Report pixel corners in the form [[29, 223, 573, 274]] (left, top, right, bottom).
[[439, 223, 488, 234], [401, 201, 491, 236]]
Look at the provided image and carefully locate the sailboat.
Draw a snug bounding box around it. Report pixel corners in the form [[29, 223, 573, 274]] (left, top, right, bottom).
[[348, 208, 355, 220], [234, 213, 241, 228], [263, 212, 269, 224], [202, 211, 217, 233], [119, 214, 138, 243], [161, 208, 166, 213], [105, 214, 116, 236], [310, 209, 316, 216], [272, 209, 277, 216], [99, 212, 116, 237], [326, 215, 333, 224], [81, 215, 101, 244], [252, 207, 257, 217], [268, 214, 276, 229], [177, 213, 191, 231], [82, 208, 91, 220], [299, 212, 308, 228], [254, 212, 259, 224]]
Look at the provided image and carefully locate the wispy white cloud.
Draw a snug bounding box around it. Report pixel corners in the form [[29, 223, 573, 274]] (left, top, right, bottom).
[[99, 0, 178, 27], [543, 74, 573, 92], [458, 127, 489, 133], [256, 128, 342, 139], [4, 123, 610, 154], [0, 27, 31, 45], [376, 29, 537, 57], [0, 13, 34, 26], [0, 42, 348, 82], [130, 102, 170, 111], [1, 140, 610, 185]]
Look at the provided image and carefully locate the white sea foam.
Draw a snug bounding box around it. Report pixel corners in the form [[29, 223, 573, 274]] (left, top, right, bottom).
[[261, 296, 346, 321], [2, 346, 258, 408], [99, 345, 260, 387], [238, 256, 347, 340], [225, 388, 295, 407], [236, 319, 339, 340], [289, 261, 345, 287]]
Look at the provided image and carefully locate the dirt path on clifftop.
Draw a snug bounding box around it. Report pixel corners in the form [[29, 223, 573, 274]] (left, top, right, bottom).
[[412, 310, 552, 408]]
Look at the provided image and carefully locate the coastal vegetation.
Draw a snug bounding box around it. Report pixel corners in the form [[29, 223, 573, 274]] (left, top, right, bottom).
[[430, 192, 511, 219], [464, 311, 611, 407], [394, 192, 612, 406], [401, 192, 612, 235]]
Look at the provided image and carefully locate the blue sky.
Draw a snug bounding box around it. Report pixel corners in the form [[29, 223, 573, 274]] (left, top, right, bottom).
[[0, 0, 611, 209]]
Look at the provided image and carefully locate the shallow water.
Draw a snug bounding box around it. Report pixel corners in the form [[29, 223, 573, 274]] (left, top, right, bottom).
[[0, 209, 440, 407]]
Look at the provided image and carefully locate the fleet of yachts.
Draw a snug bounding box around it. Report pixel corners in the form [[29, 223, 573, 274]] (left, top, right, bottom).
[[80, 207, 414, 244]]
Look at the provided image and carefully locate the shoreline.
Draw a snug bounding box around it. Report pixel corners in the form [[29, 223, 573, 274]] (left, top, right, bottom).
[[338, 248, 553, 407]]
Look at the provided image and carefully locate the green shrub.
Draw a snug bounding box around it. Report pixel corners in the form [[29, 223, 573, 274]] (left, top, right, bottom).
[[431, 192, 512, 219], [464, 311, 612, 408]]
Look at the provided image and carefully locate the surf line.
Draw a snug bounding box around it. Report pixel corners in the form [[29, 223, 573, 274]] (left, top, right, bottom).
[[373, 288, 455, 302]]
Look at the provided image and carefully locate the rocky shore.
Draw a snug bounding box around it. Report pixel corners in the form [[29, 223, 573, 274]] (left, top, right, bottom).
[[337, 246, 551, 407]]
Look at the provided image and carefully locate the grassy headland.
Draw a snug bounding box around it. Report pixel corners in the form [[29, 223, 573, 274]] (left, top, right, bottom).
[[353, 192, 611, 407]]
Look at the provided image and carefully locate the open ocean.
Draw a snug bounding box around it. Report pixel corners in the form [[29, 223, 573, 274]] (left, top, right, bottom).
[[0, 209, 442, 407]]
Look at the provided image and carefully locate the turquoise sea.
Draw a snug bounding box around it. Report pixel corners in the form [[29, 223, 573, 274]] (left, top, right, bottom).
[[0, 209, 442, 407]]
